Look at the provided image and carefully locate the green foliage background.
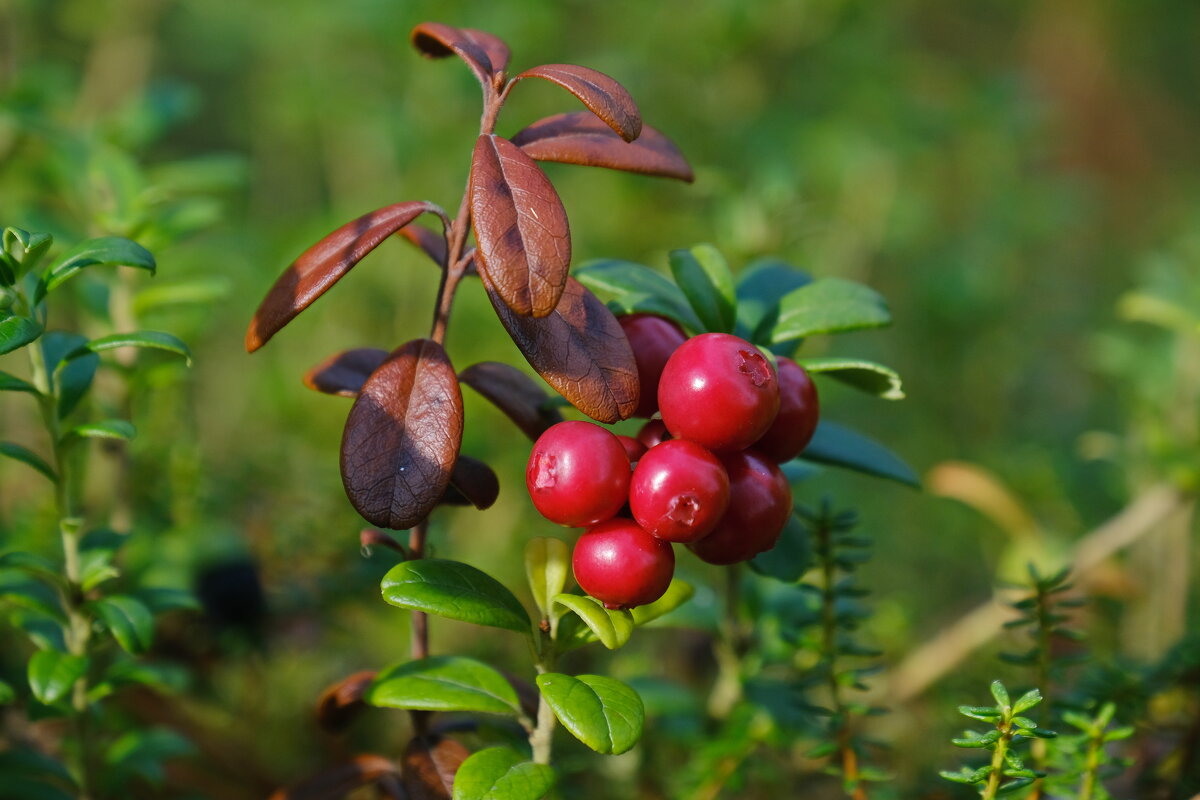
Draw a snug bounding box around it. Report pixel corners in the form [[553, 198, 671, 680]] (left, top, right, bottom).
[[2, 0, 1199, 797]]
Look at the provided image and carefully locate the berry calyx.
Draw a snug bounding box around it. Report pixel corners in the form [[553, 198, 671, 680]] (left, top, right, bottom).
[[657, 333, 781, 453], [618, 313, 689, 418], [630, 440, 729, 543], [572, 518, 675, 609], [688, 449, 792, 565], [752, 357, 819, 462], [526, 421, 630, 527]]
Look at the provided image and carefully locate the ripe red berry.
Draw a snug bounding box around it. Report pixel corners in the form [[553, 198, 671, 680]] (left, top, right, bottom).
[[526, 421, 630, 527], [629, 440, 729, 543], [753, 357, 819, 462], [572, 518, 675, 609], [636, 418, 671, 450], [618, 314, 689, 418], [616, 434, 646, 463], [658, 333, 781, 453], [688, 450, 792, 565]]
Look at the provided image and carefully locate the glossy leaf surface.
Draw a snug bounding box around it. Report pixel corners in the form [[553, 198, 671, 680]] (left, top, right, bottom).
[[513, 112, 692, 181], [410, 22, 509, 86], [340, 339, 463, 530], [516, 65, 641, 142], [772, 278, 891, 344], [303, 348, 389, 397], [668, 245, 737, 334], [574, 259, 704, 333], [535, 673, 643, 754], [246, 202, 430, 351], [483, 275, 638, 424], [470, 135, 570, 318], [798, 357, 905, 400], [366, 656, 521, 716], [0, 315, 41, 355], [524, 537, 569, 619], [800, 420, 919, 487], [44, 236, 155, 292], [380, 558, 530, 634], [64, 331, 191, 364], [452, 747, 554, 800], [63, 420, 136, 442], [27, 650, 87, 705], [554, 594, 633, 650], [458, 361, 563, 441], [90, 595, 154, 654], [628, 579, 695, 626]]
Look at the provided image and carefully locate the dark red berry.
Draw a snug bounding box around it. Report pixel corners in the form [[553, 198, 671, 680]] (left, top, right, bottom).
[[616, 434, 647, 463], [630, 440, 729, 543], [753, 357, 819, 462], [658, 333, 781, 453], [618, 314, 689, 418], [636, 419, 671, 450], [688, 450, 791, 565], [526, 421, 630, 527], [572, 518, 675, 609]]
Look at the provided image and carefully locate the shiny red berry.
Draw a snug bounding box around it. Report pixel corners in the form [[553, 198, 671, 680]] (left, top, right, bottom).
[[636, 419, 671, 450], [630, 440, 730, 543], [616, 434, 647, 463], [572, 518, 675, 609], [753, 357, 819, 462], [618, 314, 689, 418], [526, 421, 630, 527], [658, 333, 781, 453], [688, 450, 792, 565]]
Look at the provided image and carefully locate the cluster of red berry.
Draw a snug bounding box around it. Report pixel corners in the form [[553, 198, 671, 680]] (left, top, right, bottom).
[[524, 314, 820, 609]]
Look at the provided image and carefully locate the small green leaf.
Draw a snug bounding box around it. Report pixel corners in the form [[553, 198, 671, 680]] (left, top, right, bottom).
[[365, 656, 522, 716], [574, 259, 704, 333], [525, 538, 569, 619], [772, 278, 891, 344], [0, 371, 37, 394], [535, 673, 644, 755], [735, 257, 813, 343], [0, 442, 57, 483], [104, 728, 194, 787], [79, 550, 120, 592], [669, 244, 736, 333], [553, 594, 634, 650], [0, 552, 62, 586], [990, 680, 1011, 709], [63, 420, 137, 444], [90, 596, 154, 654], [1011, 689, 1043, 715], [800, 420, 919, 488], [44, 236, 155, 292], [0, 315, 42, 355], [136, 587, 202, 613], [40, 332, 98, 419], [64, 331, 192, 366], [381, 558, 531, 634], [798, 357, 905, 400], [3, 227, 54, 275], [958, 705, 1003, 722], [452, 747, 555, 800], [27, 650, 87, 705], [0, 579, 66, 624], [629, 579, 694, 626], [750, 514, 813, 582]]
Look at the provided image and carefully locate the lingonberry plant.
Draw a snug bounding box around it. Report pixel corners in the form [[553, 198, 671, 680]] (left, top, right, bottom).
[[248, 21, 911, 799]]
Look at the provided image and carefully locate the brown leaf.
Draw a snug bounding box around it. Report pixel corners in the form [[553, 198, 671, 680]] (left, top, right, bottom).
[[269, 754, 399, 800], [304, 348, 390, 397], [314, 670, 377, 733], [470, 135, 571, 318], [458, 361, 564, 441], [397, 225, 477, 276], [516, 64, 642, 142], [483, 275, 638, 424], [410, 22, 510, 87], [439, 455, 500, 510], [400, 735, 468, 800], [246, 202, 433, 352], [340, 339, 464, 530], [513, 112, 694, 183]]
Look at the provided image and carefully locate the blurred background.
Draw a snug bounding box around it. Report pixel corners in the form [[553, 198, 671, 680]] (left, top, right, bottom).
[[2, 0, 1199, 797]]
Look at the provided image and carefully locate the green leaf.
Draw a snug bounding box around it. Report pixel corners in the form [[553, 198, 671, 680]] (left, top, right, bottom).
[[990, 680, 1011, 709], [3, 227, 54, 276], [27, 650, 87, 705], [137, 586, 202, 613], [43, 236, 155, 292], [79, 549, 120, 592], [64, 331, 192, 366], [452, 747, 555, 800], [553, 594, 634, 650], [40, 332, 98, 419], [573, 259, 704, 333], [958, 705, 1003, 722], [1012, 688, 1043, 715], [525, 537, 569, 619], [0, 442, 57, 483], [772, 278, 891, 343], [0, 552, 62, 586], [381, 558, 531, 634], [1, 580, 67, 625], [0, 679, 13, 704], [0, 371, 37, 394], [365, 656, 522, 716], [535, 673, 644, 755], [0, 315, 42, 355], [798, 357, 905, 400], [735, 257, 813, 343], [750, 514, 813, 582], [105, 728, 194, 787], [63, 420, 136, 443], [799, 420, 919, 488], [629, 579, 695, 626], [90, 596, 154, 654], [669, 244, 736, 333]]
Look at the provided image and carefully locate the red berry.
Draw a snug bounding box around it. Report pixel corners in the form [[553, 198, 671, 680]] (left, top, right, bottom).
[[616, 434, 647, 463], [753, 357, 819, 462], [618, 314, 689, 418], [658, 333, 781, 453], [688, 450, 792, 565], [636, 419, 671, 450], [526, 421, 630, 527], [572, 518, 675, 609], [630, 440, 730, 543]]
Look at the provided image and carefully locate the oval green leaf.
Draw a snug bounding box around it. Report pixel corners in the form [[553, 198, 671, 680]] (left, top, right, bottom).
[[668, 245, 736, 334], [0, 442, 57, 483], [63, 420, 136, 443], [574, 259, 704, 334], [0, 370, 37, 394], [799, 420, 919, 488], [772, 277, 891, 343], [0, 315, 42, 356], [452, 747, 555, 800], [798, 357, 904, 400], [381, 558, 530, 634], [43, 236, 155, 292], [64, 331, 191, 365], [41, 332, 98, 419], [90, 595, 154, 654], [629, 579, 694, 626], [525, 538, 569, 619], [552, 594, 633, 650], [535, 673, 644, 755], [27, 650, 87, 705], [365, 656, 521, 716]]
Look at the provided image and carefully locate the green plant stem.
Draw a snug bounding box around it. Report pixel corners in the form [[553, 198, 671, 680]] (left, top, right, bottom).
[[1076, 733, 1101, 800], [707, 566, 743, 719], [529, 646, 557, 766], [982, 723, 1012, 800]]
